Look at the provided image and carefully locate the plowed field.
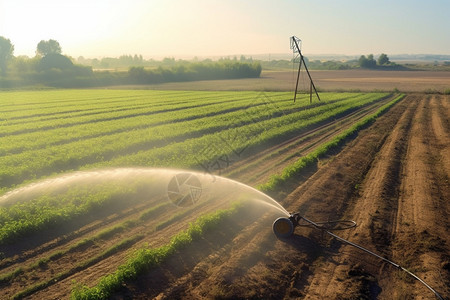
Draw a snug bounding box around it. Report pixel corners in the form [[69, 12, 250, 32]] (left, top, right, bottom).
[[1, 94, 448, 299]]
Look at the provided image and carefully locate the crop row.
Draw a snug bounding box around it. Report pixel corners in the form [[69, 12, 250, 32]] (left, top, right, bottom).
[[0, 90, 211, 117], [70, 201, 245, 300], [0, 92, 389, 246], [0, 92, 257, 135], [3, 187, 242, 298], [1, 90, 359, 134], [0, 91, 383, 190], [0, 97, 257, 154], [0, 92, 297, 149], [97, 93, 388, 168], [0, 93, 342, 156], [1, 201, 170, 297], [0, 90, 386, 187], [0, 183, 141, 244], [259, 94, 406, 192]]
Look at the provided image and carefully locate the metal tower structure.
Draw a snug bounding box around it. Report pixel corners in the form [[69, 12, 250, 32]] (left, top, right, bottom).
[[290, 36, 320, 103]]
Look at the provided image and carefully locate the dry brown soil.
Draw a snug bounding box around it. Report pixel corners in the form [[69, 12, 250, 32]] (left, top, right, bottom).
[[0, 94, 448, 299]]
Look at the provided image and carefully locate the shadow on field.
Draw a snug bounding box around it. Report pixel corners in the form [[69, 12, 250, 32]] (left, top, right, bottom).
[[280, 231, 383, 299], [0, 197, 146, 262]]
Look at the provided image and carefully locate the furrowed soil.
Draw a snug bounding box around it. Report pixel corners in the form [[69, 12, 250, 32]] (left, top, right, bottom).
[[1, 94, 448, 299]]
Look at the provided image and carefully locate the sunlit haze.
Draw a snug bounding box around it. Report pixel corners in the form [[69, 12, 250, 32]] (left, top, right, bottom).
[[1, 0, 449, 59]]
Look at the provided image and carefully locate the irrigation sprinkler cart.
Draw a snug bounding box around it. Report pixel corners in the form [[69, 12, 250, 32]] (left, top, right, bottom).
[[272, 213, 445, 300], [273, 213, 356, 238]]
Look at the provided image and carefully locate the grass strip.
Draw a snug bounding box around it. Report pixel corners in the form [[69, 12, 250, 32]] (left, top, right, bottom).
[[258, 94, 405, 192], [71, 202, 243, 300], [0, 267, 23, 284]]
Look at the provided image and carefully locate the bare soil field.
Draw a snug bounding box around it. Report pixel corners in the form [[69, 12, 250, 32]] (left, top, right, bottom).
[[273, 70, 450, 93], [1, 94, 448, 299], [121, 70, 450, 93]]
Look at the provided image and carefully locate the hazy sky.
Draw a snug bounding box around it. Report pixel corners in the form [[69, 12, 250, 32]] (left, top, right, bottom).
[[1, 0, 449, 58]]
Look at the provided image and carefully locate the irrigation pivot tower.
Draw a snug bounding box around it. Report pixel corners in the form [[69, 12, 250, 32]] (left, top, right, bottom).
[[290, 36, 320, 103]]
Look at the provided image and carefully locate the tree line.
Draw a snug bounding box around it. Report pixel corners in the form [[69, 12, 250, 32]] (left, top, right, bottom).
[[0, 37, 261, 88], [0, 35, 413, 88], [128, 61, 261, 84], [261, 53, 394, 70], [358, 53, 391, 68]]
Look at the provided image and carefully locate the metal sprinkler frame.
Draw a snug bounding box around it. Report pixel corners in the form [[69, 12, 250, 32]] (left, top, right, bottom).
[[290, 36, 321, 103]]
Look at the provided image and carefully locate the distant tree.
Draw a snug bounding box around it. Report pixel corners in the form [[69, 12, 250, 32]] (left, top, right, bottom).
[[12, 55, 39, 73], [38, 53, 73, 70], [366, 54, 376, 67], [0, 36, 14, 75], [162, 57, 175, 65], [359, 54, 376, 68], [378, 53, 390, 65], [36, 39, 62, 57], [358, 55, 367, 67], [134, 54, 143, 65]]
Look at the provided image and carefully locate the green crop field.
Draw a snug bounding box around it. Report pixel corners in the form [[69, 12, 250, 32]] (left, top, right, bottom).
[[0, 89, 402, 247], [0, 90, 389, 191], [0, 89, 399, 243], [0, 89, 408, 299], [0, 90, 400, 243]]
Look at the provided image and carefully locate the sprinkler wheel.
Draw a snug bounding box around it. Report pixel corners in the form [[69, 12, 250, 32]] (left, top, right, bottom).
[[272, 217, 294, 238]]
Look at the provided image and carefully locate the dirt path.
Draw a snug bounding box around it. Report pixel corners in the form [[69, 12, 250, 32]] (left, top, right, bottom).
[[295, 95, 419, 299], [290, 94, 449, 299], [286, 94, 449, 299], [387, 95, 450, 299], [1, 94, 448, 299]]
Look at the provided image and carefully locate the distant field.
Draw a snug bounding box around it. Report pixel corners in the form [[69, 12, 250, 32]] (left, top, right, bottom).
[[119, 69, 450, 93]]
